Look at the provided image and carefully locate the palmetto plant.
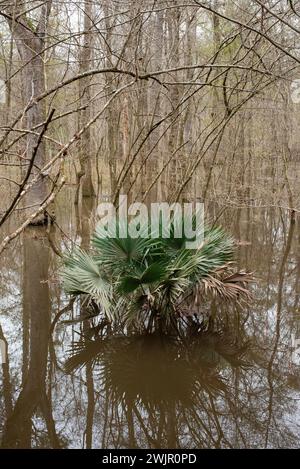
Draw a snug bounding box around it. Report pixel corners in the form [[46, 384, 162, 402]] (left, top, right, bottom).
[[61, 218, 252, 330]]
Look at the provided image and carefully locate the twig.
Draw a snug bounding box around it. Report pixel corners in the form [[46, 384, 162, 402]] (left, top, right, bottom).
[[0, 176, 65, 255], [0, 108, 56, 228]]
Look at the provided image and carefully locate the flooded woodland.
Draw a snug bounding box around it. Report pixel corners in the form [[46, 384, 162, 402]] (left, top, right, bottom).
[[0, 0, 300, 450]]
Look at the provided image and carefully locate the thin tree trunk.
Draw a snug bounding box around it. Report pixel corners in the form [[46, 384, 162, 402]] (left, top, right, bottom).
[[76, 0, 95, 203]]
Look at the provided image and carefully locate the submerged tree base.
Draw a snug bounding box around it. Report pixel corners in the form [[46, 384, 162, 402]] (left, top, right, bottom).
[[29, 210, 55, 227]]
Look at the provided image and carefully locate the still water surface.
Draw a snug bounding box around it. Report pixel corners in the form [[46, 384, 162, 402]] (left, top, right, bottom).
[[0, 194, 299, 448]]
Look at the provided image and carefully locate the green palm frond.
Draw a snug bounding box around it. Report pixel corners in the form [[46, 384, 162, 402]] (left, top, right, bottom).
[[61, 248, 112, 313], [61, 217, 253, 328], [118, 262, 167, 294], [92, 220, 157, 276], [158, 211, 205, 254]]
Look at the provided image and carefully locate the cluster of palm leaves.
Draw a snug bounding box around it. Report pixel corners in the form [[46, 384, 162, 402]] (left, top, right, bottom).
[[61, 217, 252, 330]]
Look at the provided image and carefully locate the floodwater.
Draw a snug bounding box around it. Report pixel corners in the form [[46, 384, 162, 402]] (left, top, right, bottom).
[[0, 191, 299, 448]]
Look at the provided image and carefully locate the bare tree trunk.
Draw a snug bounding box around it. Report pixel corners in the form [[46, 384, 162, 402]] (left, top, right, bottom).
[[167, 4, 181, 200], [76, 0, 95, 203], [5, 2, 52, 223]]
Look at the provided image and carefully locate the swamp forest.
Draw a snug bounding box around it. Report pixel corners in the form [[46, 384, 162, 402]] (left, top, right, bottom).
[[0, 0, 300, 450]]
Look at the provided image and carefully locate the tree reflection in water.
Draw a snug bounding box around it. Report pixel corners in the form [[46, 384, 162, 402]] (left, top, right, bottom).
[[65, 331, 250, 448], [1, 226, 60, 449], [0, 205, 299, 448]]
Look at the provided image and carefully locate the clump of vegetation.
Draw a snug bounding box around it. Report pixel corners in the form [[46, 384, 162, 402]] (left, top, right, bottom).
[[61, 218, 252, 333]]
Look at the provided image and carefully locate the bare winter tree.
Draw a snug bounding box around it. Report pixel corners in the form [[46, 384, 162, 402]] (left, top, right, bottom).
[[1, 1, 53, 223], [0, 0, 299, 247]]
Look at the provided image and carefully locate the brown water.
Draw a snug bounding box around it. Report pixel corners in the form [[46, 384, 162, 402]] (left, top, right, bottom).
[[0, 192, 299, 448]]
